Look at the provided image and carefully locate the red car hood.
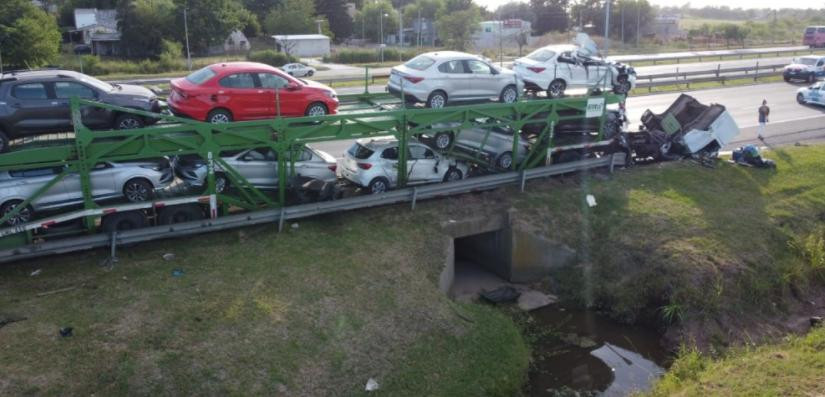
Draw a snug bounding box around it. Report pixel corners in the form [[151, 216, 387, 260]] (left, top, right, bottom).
[[302, 79, 335, 93]]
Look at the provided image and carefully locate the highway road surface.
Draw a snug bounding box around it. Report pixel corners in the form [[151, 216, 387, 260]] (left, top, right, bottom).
[[313, 81, 825, 159]]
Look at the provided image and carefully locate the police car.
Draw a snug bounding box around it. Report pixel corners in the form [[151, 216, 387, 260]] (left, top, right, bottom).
[[796, 82, 825, 106], [783, 55, 825, 83]]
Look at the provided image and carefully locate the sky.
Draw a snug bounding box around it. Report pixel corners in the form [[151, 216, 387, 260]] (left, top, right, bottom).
[[474, 0, 817, 11]]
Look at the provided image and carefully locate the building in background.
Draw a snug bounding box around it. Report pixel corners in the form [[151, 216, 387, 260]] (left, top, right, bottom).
[[272, 34, 331, 57], [645, 15, 685, 41], [209, 30, 251, 55], [69, 8, 121, 56], [472, 19, 534, 51]]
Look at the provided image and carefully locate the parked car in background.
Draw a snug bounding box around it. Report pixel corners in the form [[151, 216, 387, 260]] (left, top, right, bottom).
[[281, 63, 316, 77], [0, 69, 162, 152], [803, 26, 825, 48], [513, 33, 636, 98], [0, 159, 173, 225], [783, 55, 825, 83], [796, 82, 825, 106], [168, 62, 338, 123], [176, 146, 336, 193], [386, 51, 523, 108], [341, 137, 469, 193]]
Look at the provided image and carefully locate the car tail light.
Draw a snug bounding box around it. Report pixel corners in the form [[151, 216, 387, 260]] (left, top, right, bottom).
[[328, 164, 337, 172], [403, 76, 424, 84], [357, 163, 372, 170], [527, 67, 546, 73]]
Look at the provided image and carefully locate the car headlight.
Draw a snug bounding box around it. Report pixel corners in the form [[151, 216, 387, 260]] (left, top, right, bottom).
[[324, 90, 337, 99]]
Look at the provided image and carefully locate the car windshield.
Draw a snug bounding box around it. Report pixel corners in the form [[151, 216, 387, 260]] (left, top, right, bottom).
[[404, 55, 436, 71], [348, 143, 374, 159], [799, 58, 817, 66], [806, 27, 816, 33], [526, 49, 555, 62], [185, 67, 217, 85], [78, 75, 113, 91]]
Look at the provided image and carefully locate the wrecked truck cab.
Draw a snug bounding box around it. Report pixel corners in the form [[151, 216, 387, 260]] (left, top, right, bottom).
[[640, 94, 739, 157]]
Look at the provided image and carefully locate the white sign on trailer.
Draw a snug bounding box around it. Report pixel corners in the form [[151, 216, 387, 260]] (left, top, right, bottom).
[[585, 97, 605, 118]]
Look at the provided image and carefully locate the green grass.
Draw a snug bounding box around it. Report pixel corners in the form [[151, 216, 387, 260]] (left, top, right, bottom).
[[0, 207, 528, 395], [631, 75, 785, 96], [648, 325, 825, 396]]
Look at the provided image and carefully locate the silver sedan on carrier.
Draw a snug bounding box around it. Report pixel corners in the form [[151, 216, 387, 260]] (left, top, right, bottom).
[[341, 137, 469, 193], [0, 160, 173, 225], [387, 51, 524, 108], [425, 123, 530, 169], [176, 146, 337, 192]]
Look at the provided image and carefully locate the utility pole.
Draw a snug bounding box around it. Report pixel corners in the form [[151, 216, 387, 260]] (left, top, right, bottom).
[[604, 0, 611, 56], [417, 9, 422, 48], [636, 0, 640, 48], [621, 3, 625, 44], [399, 11, 404, 48], [184, 6, 192, 71]]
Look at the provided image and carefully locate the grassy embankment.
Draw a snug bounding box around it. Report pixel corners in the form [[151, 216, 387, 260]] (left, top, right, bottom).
[[0, 209, 528, 395], [1, 145, 824, 394], [648, 325, 825, 396]]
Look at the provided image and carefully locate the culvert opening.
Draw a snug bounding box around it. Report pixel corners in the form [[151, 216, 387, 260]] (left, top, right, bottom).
[[449, 230, 513, 302]]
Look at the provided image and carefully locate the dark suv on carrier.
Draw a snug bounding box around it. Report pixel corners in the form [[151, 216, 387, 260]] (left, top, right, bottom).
[[0, 70, 162, 152]]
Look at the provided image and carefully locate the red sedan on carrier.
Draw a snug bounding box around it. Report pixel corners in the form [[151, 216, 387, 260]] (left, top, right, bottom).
[[168, 62, 339, 123]]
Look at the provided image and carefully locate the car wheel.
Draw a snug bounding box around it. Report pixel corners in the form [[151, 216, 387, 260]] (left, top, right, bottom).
[[214, 173, 229, 193], [307, 71, 314, 77], [368, 177, 390, 194], [613, 79, 631, 95], [783, 76, 790, 82], [427, 91, 447, 108], [115, 114, 144, 130], [443, 167, 462, 182], [101, 211, 147, 234], [496, 152, 513, 169], [797, 93, 806, 104], [0, 130, 9, 153], [158, 204, 204, 225], [123, 178, 154, 202], [305, 102, 328, 117], [547, 80, 566, 98], [809, 74, 816, 83], [434, 131, 454, 150], [1, 200, 33, 226], [500, 85, 518, 103], [207, 109, 232, 124]]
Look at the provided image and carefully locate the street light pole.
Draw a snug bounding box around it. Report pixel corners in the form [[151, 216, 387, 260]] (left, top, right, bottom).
[[184, 7, 192, 71], [604, 0, 611, 56]]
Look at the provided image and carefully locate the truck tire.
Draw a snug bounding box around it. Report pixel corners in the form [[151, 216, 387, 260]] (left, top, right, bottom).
[[101, 211, 147, 234], [158, 204, 204, 225]]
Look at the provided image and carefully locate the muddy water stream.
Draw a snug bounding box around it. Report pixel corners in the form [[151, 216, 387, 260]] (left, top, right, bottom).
[[526, 304, 668, 396]]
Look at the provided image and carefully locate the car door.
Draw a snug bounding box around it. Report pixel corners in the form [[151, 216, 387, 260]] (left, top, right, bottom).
[[257, 72, 300, 117], [465, 60, 500, 99], [436, 60, 471, 99], [6, 82, 62, 134], [52, 81, 107, 129], [557, 51, 587, 86], [60, 162, 119, 202], [583, 57, 609, 88], [456, 126, 489, 153], [816, 58, 825, 77], [217, 73, 263, 120], [378, 146, 412, 185], [408, 144, 440, 183], [293, 148, 328, 180], [233, 148, 278, 188], [8, 166, 69, 209]]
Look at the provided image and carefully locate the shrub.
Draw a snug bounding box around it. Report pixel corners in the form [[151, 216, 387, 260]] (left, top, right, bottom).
[[247, 50, 297, 67]]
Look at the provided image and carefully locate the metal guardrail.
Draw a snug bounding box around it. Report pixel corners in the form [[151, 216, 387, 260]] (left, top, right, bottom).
[[611, 46, 811, 65], [0, 154, 624, 263]]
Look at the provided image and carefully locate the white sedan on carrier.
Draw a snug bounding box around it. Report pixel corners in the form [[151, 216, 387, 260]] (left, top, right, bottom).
[[797, 82, 825, 106], [281, 63, 316, 77]]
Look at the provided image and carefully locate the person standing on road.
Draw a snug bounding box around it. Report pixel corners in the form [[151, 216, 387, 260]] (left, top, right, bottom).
[[757, 100, 770, 141]]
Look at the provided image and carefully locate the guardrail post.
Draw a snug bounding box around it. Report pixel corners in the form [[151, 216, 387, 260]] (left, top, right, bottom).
[[609, 153, 616, 173], [754, 61, 759, 82], [648, 76, 652, 92], [411, 187, 418, 210], [364, 66, 370, 94], [716, 64, 720, 77], [278, 207, 286, 232], [520, 170, 526, 192]]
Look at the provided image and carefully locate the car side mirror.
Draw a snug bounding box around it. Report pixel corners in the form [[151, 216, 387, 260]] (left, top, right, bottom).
[[286, 82, 300, 91]]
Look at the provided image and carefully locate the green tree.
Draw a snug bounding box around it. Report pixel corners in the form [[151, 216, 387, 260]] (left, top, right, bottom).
[[264, 0, 316, 35], [316, 0, 353, 42], [171, 0, 252, 55], [117, 0, 177, 58], [494, 1, 533, 22], [353, 0, 398, 43], [402, 0, 444, 24], [434, 0, 479, 50], [530, 0, 569, 35], [0, 0, 61, 68], [242, 0, 280, 20]]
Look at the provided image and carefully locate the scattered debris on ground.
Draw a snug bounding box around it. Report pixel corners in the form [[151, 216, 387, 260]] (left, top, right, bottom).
[[0, 315, 27, 330], [171, 268, 185, 277], [59, 327, 73, 337], [518, 290, 559, 311], [365, 378, 379, 392], [481, 286, 521, 303], [29, 269, 41, 276], [162, 253, 176, 261]]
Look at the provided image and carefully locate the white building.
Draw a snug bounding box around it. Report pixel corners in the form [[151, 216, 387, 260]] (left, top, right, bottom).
[[209, 30, 251, 55], [71, 8, 121, 55], [272, 34, 331, 57], [473, 19, 534, 50]]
